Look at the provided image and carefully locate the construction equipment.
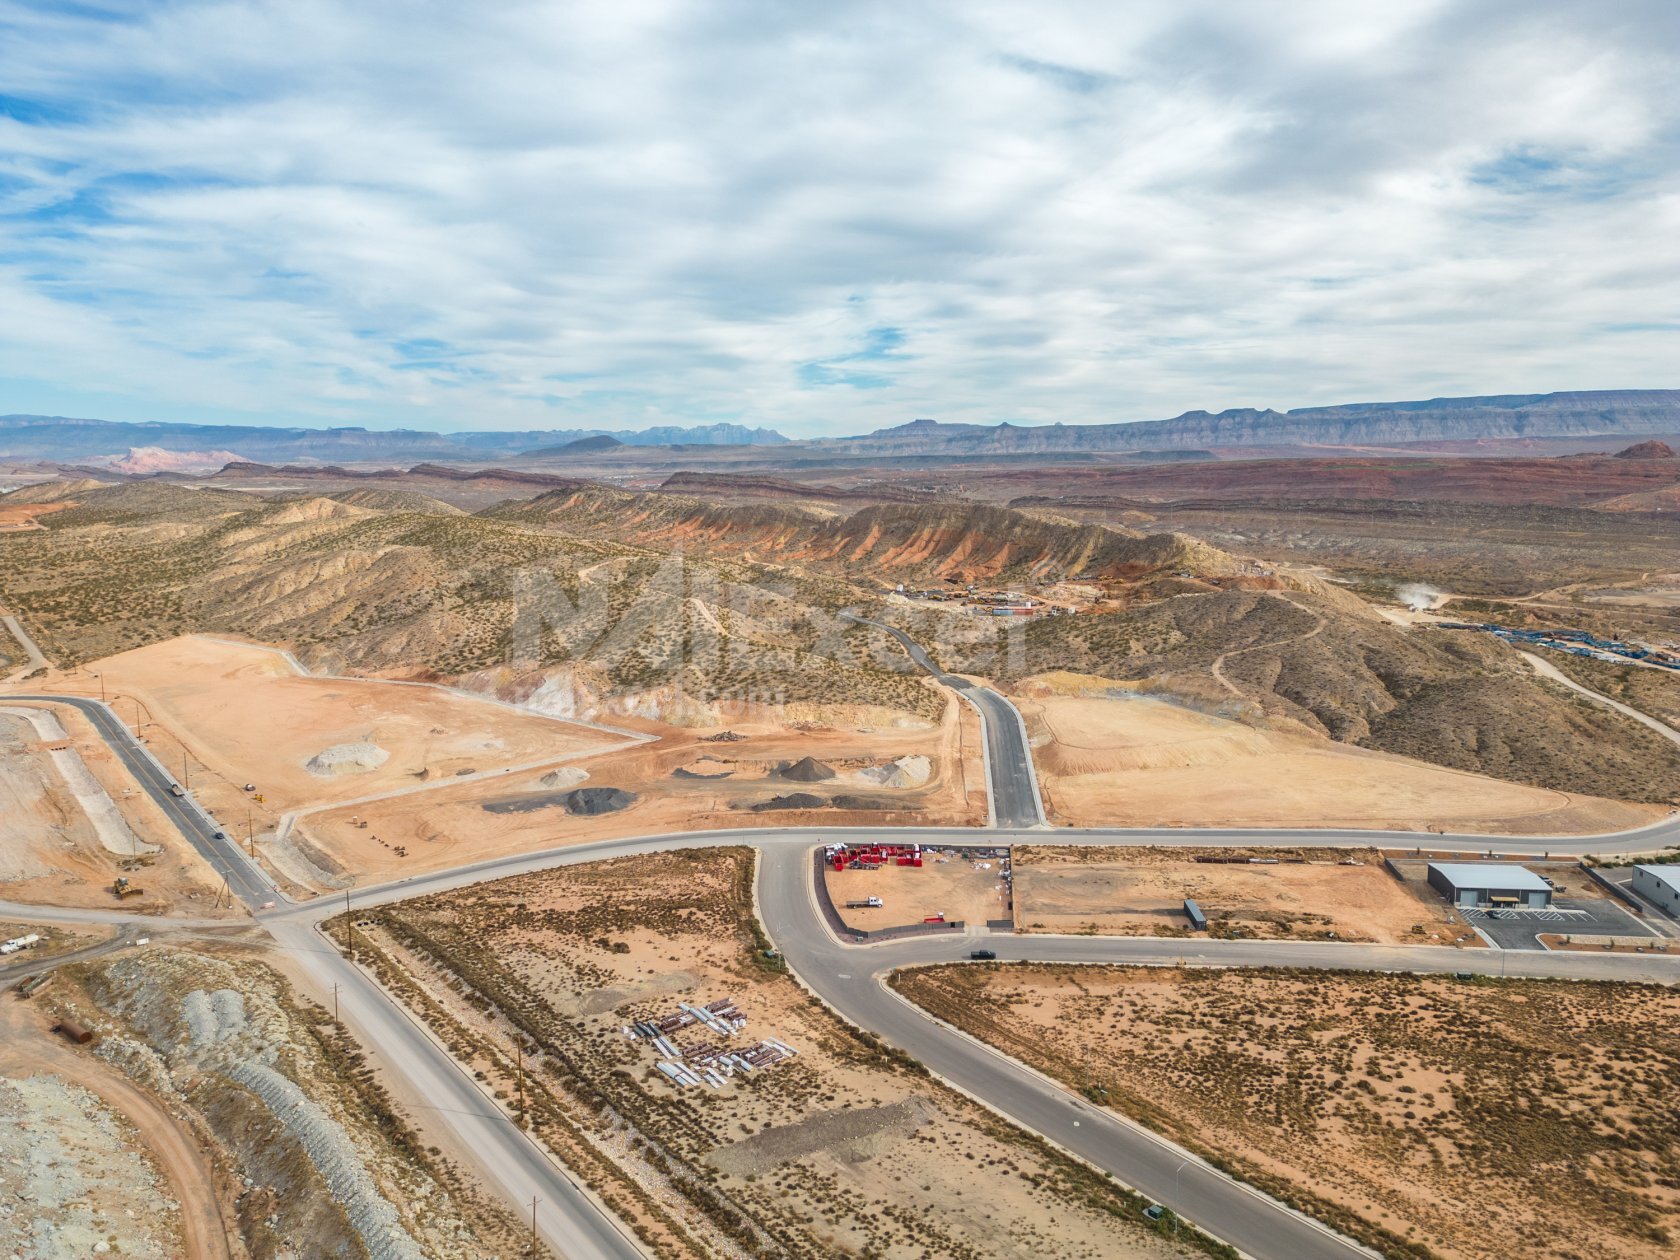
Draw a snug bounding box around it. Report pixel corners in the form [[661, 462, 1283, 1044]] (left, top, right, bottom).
[[111, 877, 143, 900]]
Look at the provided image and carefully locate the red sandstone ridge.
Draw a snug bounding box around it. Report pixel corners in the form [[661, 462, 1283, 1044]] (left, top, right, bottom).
[[1614, 440, 1676, 459]]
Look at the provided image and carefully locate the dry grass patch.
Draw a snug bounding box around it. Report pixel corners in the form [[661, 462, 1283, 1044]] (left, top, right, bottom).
[[351, 848, 1215, 1260], [892, 963, 1680, 1260]]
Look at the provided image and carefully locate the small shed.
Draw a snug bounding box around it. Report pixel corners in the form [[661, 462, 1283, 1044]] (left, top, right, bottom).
[[1427, 862, 1552, 909]]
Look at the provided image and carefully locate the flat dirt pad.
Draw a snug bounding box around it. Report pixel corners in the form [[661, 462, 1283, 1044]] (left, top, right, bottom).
[[83, 636, 605, 809], [894, 964, 1680, 1260], [1018, 686, 1659, 834], [298, 698, 981, 884], [362, 849, 1199, 1260], [826, 847, 1012, 930], [1015, 846, 1471, 945]]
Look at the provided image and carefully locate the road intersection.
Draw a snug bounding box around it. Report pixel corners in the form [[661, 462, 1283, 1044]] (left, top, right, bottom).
[[7, 639, 1679, 1260]]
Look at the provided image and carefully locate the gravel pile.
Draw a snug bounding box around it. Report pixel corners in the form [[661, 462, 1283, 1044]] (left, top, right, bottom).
[[304, 742, 390, 776], [0, 1074, 175, 1259], [93, 951, 426, 1260]]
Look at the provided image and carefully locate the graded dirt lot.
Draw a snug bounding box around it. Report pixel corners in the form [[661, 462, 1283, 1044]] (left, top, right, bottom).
[[292, 690, 984, 887], [354, 848, 1204, 1260], [71, 635, 609, 811], [827, 845, 1013, 931], [894, 963, 1680, 1260], [0, 701, 234, 913], [1014, 846, 1476, 945], [1015, 675, 1659, 834]]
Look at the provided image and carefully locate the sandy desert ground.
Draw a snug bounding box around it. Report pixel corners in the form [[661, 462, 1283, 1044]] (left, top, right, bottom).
[[69, 635, 610, 810], [1013, 845, 1479, 945], [290, 687, 984, 888], [352, 847, 1202, 1260], [894, 964, 1680, 1260], [0, 700, 236, 912], [1014, 673, 1660, 834]]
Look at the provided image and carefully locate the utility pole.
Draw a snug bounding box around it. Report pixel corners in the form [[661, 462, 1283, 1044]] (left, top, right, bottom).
[[182, 752, 191, 790], [92, 672, 106, 703], [529, 1197, 540, 1260], [344, 886, 354, 958], [247, 806, 255, 858], [331, 982, 341, 1024]]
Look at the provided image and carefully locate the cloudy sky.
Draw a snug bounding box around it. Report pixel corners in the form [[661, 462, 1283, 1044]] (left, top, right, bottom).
[[2, 1, 1677, 437]]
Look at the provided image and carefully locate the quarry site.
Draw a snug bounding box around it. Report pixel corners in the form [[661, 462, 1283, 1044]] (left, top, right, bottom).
[[4, 394, 1680, 1260]]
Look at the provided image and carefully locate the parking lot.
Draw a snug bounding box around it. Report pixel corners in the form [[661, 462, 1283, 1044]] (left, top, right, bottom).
[[1460, 897, 1656, 951]]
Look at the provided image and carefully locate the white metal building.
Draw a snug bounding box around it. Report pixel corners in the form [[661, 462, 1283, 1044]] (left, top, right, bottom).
[[1426, 862, 1553, 908], [1632, 865, 1680, 915]]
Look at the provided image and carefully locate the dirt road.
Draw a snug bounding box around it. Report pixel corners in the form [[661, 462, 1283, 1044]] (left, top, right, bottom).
[[0, 997, 232, 1260]]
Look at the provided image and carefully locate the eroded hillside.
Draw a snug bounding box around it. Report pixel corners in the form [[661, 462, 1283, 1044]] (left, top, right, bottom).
[[908, 589, 1680, 802]]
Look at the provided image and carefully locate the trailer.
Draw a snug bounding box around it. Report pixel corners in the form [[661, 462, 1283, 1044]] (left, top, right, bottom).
[[0, 933, 41, 956], [845, 897, 884, 909], [1183, 899, 1208, 932]]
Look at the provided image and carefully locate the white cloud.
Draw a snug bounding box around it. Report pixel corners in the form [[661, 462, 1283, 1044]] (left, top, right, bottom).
[[0, 0, 1676, 436]]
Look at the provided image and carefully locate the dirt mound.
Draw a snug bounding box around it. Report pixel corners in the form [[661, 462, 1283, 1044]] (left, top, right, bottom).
[[748, 792, 828, 812], [304, 742, 390, 776], [866, 754, 931, 788], [829, 795, 899, 811], [564, 786, 636, 815], [704, 730, 747, 742], [538, 766, 588, 790], [780, 755, 836, 782], [1614, 440, 1675, 459], [672, 757, 734, 780]]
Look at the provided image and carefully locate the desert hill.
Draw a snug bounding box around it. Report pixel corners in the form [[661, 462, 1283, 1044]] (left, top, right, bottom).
[[929, 588, 1679, 802], [497, 488, 1234, 584], [4, 476, 1675, 804], [0, 479, 945, 723]]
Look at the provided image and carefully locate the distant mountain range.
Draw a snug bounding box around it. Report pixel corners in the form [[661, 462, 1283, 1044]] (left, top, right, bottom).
[[829, 390, 1680, 454], [2, 390, 1675, 463], [0, 415, 788, 462]]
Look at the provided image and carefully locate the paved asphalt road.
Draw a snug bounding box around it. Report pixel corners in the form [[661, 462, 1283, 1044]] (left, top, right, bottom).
[[268, 918, 646, 1260], [7, 694, 278, 908], [843, 612, 1045, 828], [16, 654, 1680, 1260]]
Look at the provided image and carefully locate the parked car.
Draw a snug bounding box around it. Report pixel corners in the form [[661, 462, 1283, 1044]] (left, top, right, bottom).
[[969, 949, 997, 960]]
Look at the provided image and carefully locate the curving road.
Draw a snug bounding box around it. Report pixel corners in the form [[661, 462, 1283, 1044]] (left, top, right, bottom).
[[843, 611, 1046, 828], [13, 645, 1680, 1260]]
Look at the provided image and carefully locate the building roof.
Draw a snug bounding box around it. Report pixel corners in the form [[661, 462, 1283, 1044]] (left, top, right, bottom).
[[1634, 864, 1680, 894], [1427, 862, 1551, 892]]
